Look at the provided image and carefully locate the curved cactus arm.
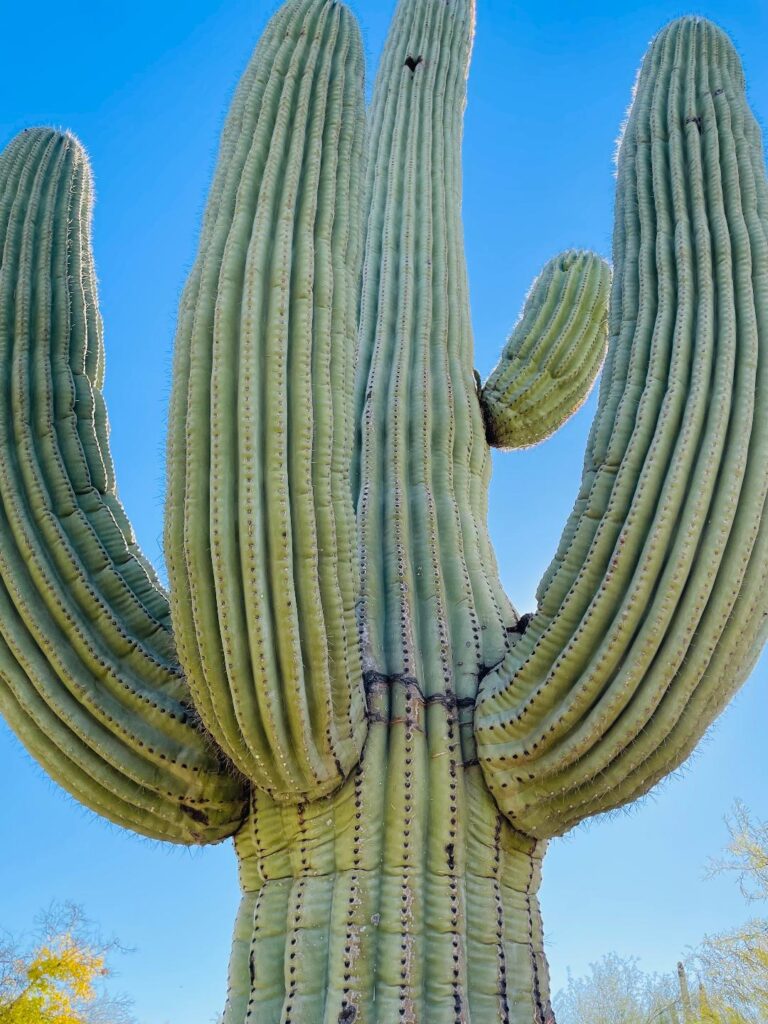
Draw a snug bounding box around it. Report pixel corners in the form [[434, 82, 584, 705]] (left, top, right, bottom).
[[479, 250, 610, 450], [166, 0, 367, 804], [0, 128, 248, 844], [475, 18, 768, 840]]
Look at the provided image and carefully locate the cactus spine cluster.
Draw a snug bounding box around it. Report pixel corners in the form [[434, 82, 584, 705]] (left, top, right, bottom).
[[1, 2, 767, 1022]]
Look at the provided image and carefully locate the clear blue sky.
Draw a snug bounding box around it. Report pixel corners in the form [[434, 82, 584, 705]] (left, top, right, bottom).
[[1, 1, 767, 1021]]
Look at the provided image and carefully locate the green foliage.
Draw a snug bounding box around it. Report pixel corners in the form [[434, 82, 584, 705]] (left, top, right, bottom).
[[553, 954, 681, 1024], [683, 805, 768, 1023], [688, 921, 768, 1022], [0, 906, 133, 1024], [708, 801, 768, 904], [555, 811, 768, 1024]]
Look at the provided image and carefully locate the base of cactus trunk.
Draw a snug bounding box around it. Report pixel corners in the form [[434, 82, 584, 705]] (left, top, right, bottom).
[[224, 754, 553, 1024]]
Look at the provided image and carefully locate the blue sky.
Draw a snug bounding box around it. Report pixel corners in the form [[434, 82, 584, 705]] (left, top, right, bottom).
[[1, 0, 768, 1021]]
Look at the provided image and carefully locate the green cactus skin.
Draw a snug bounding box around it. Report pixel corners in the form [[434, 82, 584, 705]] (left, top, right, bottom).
[[479, 251, 610, 450], [1, 2, 767, 1022]]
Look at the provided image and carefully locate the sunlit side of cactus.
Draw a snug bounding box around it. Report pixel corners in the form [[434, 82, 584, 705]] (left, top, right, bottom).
[[1, 2, 767, 1022]]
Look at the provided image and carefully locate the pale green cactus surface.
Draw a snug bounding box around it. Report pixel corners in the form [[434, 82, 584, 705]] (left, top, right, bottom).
[[1, 2, 767, 1022]]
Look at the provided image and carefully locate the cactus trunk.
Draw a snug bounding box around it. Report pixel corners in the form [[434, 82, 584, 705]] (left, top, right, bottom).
[[227, 769, 551, 1024]]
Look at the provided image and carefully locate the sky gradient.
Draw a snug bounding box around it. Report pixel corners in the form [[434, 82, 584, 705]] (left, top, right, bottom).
[[1, 1, 768, 1021]]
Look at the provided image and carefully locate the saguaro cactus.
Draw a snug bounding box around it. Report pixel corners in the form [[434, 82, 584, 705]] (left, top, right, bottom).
[[1, 2, 766, 1021]]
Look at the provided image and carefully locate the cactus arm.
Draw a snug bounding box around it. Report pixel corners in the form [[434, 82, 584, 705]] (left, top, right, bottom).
[[0, 128, 247, 844], [475, 18, 768, 839], [166, 0, 367, 803], [479, 250, 610, 450]]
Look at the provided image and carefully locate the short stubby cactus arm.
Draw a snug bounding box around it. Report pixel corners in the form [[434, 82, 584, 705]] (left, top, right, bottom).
[[165, 0, 368, 803], [479, 250, 610, 450], [475, 18, 768, 840], [0, 128, 248, 844]]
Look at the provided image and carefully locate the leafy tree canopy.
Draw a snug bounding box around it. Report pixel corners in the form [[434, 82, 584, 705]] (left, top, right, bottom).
[[0, 905, 134, 1024], [555, 804, 768, 1024]]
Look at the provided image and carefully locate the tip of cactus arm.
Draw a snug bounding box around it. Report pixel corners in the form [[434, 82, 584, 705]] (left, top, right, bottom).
[[1, 127, 95, 224], [650, 15, 745, 81], [478, 248, 610, 451], [296, 0, 355, 19], [658, 14, 740, 47], [3, 126, 89, 162], [292, 0, 365, 59], [658, 13, 731, 33], [616, 15, 747, 171]]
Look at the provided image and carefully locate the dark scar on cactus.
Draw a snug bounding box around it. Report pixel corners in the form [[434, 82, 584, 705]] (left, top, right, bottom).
[[685, 113, 703, 134], [404, 55, 423, 73], [509, 613, 533, 636], [180, 804, 210, 825], [478, 660, 505, 683], [364, 671, 477, 710]]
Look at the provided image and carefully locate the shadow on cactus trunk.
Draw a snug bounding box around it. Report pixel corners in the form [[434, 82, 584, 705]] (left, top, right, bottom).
[[0, 0, 767, 1021]]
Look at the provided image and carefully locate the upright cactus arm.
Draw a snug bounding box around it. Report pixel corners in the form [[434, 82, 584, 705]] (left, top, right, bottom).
[[165, 0, 367, 804], [479, 250, 611, 450], [0, 128, 248, 844], [475, 18, 768, 840]]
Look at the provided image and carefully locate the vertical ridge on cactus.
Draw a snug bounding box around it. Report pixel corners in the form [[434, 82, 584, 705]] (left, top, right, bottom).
[[1, 4, 767, 1022]]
